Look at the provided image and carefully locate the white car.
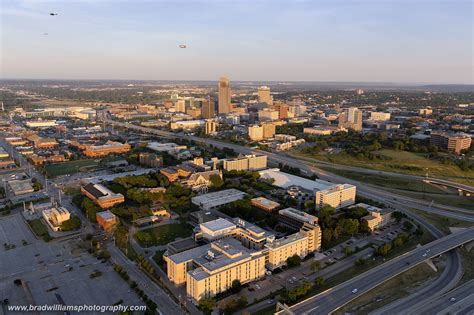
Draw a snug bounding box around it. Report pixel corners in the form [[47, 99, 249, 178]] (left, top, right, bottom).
[[352, 289, 358, 294], [422, 253, 427, 257]]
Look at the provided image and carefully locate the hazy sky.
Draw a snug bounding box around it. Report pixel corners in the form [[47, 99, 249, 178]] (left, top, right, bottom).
[[1, 0, 473, 83]]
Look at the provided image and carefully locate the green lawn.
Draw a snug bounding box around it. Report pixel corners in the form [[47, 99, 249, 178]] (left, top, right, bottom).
[[27, 219, 51, 241], [296, 149, 474, 186], [45, 159, 101, 177], [320, 167, 446, 194], [411, 209, 473, 235], [135, 223, 193, 247]]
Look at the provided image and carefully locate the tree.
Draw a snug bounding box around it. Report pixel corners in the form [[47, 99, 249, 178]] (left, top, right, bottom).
[[198, 298, 216, 314], [342, 218, 359, 236], [231, 279, 242, 293], [304, 200, 315, 211], [318, 205, 336, 227], [392, 211, 404, 223], [343, 246, 352, 256], [314, 276, 325, 287], [322, 228, 333, 245], [403, 221, 413, 232], [355, 258, 366, 266], [376, 243, 392, 256], [310, 260, 321, 272], [135, 231, 153, 246], [59, 216, 81, 231], [286, 254, 302, 268], [209, 175, 224, 188], [359, 220, 371, 234], [393, 236, 404, 247]]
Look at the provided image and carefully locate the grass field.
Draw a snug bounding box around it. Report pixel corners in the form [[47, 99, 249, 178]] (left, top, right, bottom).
[[334, 262, 440, 315], [411, 209, 473, 235], [45, 159, 101, 177], [135, 223, 193, 247], [320, 167, 446, 194], [297, 149, 474, 186], [27, 219, 51, 241]]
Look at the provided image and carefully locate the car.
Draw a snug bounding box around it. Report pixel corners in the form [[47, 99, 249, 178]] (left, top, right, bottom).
[[422, 253, 427, 257], [450, 297, 456, 302], [426, 249, 431, 253], [352, 289, 358, 294]]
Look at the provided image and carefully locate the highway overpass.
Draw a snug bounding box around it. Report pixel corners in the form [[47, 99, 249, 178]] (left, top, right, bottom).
[[276, 227, 474, 315], [423, 178, 474, 195]]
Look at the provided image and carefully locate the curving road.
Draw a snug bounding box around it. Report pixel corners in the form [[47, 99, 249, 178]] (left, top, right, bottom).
[[278, 227, 474, 315]]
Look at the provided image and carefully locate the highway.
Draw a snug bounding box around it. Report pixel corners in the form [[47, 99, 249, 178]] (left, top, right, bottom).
[[407, 279, 474, 315], [278, 227, 474, 315]]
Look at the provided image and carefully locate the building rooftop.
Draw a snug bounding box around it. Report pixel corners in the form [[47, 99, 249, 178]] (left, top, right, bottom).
[[96, 210, 116, 221], [259, 168, 333, 191], [201, 218, 236, 233], [191, 189, 246, 209], [279, 207, 318, 224], [251, 197, 280, 209], [265, 232, 306, 249]]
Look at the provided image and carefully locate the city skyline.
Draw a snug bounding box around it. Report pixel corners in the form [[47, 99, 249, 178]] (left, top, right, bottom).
[[1, 0, 473, 84]]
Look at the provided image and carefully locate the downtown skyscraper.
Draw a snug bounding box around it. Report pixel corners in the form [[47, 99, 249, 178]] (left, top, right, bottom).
[[218, 77, 231, 114]]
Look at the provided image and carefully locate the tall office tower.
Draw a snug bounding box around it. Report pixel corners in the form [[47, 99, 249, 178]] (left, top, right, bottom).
[[205, 119, 218, 134], [218, 77, 231, 114], [175, 99, 186, 113], [201, 98, 215, 119], [273, 101, 289, 119], [258, 86, 272, 105], [338, 107, 363, 131]]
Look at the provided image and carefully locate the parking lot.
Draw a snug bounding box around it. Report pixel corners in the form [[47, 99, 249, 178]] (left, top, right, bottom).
[[0, 212, 144, 314]]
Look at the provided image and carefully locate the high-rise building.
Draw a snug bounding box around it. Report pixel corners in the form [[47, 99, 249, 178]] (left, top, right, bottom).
[[274, 102, 289, 119], [218, 77, 231, 114], [262, 123, 276, 138], [201, 98, 215, 119], [338, 107, 363, 131], [369, 112, 391, 121], [204, 119, 218, 135], [258, 108, 279, 121], [258, 86, 272, 105], [175, 99, 186, 113]]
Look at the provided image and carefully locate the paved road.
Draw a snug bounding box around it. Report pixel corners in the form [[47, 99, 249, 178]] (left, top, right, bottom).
[[409, 280, 474, 315], [108, 245, 184, 315], [279, 227, 474, 315], [370, 249, 462, 315]]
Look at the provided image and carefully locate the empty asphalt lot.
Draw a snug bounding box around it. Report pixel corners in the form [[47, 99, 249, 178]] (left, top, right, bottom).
[[0, 212, 144, 314]]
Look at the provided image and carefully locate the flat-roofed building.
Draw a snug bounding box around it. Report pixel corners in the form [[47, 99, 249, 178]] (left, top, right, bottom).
[[223, 154, 267, 172], [251, 197, 280, 212], [279, 207, 318, 231], [139, 153, 163, 168], [8, 179, 34, 196], [258, 109, 279, 121], [354, 203, 393, 231], [26, 120, 57, 128], [303, 126, 347, 136], [81, 183, 125, 209], [191, 189, 246, 210], [369, 112, 391, 121], [83, 141, 131, 157], [170, 120, 205, 130], [200, 218, 237, 241], [315, 184, 356, 210], [430, 132, 472, 155], [186, 239, 266, 301], [96, 210, 119, 231], [160, 167, 179, 182]]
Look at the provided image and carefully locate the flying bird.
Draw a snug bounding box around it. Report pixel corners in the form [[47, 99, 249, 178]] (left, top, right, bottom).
[[49, 13, 58, 16], [179, 44, 187, 49]]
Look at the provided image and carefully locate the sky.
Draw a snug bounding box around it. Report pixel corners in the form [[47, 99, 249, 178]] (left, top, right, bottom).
[[1, 0, 473, 84]]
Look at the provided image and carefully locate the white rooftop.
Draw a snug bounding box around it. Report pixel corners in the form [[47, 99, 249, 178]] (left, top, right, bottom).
[[201, 218, 236, 233], [259, 168, 333, 191]]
